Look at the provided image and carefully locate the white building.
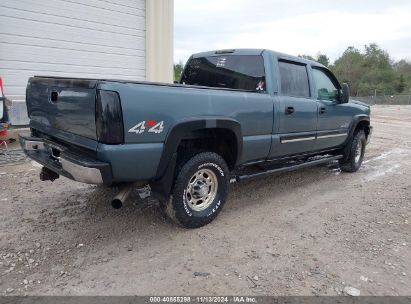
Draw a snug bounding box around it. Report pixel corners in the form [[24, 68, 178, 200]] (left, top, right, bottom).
[[0, 0, 174, 125]]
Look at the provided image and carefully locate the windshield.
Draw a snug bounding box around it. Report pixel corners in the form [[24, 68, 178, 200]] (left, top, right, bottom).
[[181, 55, 266, 92]]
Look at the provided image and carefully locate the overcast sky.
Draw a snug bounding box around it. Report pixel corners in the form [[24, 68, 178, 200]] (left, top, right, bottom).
[[174, 0, 411, 64]]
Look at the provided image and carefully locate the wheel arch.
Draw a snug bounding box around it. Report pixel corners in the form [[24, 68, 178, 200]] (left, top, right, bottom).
[[348, 115, 371, 140], [341, 115, 370, 161], [151, 118, 242, 200], [156, 117, 242, 177]]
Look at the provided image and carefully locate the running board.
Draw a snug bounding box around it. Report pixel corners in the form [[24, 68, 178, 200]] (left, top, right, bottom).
[[233, 155, 343, 183]]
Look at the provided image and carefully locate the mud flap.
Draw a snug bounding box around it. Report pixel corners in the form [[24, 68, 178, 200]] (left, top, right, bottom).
[[150, 152, 178, 202]]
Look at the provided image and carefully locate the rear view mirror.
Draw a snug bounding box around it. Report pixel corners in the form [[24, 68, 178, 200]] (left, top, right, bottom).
[[341, 83, 350, 103]]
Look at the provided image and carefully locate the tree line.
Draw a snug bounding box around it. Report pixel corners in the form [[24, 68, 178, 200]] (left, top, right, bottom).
[[300, 43, 411, 97], [174, 43, 411, 97]]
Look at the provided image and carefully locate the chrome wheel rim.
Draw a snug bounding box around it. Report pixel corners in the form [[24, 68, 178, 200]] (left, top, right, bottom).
[[185, 168, 218, 212], [355, 140, 363, 163]]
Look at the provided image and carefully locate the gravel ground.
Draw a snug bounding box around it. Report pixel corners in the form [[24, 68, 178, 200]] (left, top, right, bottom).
[[0, 105, 410, 296]]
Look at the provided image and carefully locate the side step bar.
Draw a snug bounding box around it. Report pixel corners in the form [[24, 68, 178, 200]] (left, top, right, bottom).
[[234, 155, 343, 183]]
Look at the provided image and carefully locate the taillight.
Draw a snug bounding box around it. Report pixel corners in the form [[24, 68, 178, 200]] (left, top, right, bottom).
[[0, 77, 4, 97], [95, 90, 124, 144]]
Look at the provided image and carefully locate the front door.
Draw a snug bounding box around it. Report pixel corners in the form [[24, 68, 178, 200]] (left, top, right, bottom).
[[270, 60, 318, 158], [312, 67, 351, 150]]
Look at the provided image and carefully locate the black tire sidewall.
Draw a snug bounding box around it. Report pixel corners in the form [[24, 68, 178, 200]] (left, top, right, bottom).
[[340, 130, 366, 172], [352, 131, 366, 170], [172, 153, 229, 227]]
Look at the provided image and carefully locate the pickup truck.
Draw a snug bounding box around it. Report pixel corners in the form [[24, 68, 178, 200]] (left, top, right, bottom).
[[20, 49, 372, 228]]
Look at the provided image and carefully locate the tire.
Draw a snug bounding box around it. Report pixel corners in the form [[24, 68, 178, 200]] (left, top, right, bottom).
[[339, 130, 366, 172], [164, 152, 229, 228]]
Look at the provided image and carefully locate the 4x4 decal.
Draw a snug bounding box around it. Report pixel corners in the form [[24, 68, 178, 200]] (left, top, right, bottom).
[[128, 120, 165, 134]]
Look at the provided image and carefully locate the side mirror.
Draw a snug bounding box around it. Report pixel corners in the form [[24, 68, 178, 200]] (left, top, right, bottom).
[[341, 83, 350, 104]]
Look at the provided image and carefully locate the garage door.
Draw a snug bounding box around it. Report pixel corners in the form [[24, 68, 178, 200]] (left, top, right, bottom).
[[0, 0, 146, 125]]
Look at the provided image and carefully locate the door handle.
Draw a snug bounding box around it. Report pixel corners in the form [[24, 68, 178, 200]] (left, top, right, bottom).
[[285, 106, 295, 115], [319, 107, 326, 114]]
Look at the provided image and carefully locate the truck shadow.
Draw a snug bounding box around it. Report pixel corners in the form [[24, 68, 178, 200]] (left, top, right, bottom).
[[81, 161, 340, 232], [226, 162, 341, 211], [30, 161, 341, 251], [10, 161, 345, 286]]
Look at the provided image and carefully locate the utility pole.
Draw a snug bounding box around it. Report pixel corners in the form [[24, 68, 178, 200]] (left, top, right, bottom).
[[408, 88, 411, 105]]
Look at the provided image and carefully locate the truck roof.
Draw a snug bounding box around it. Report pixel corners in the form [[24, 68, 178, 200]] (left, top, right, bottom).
[[192, 48, 326, 68]]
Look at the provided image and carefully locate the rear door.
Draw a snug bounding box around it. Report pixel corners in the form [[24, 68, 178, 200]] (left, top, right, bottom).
[[270, 59, 318, 157]]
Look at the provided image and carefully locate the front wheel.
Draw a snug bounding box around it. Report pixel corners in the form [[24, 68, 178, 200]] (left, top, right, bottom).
[[164, 152, 229, 228], [339, 130, 366, 172]]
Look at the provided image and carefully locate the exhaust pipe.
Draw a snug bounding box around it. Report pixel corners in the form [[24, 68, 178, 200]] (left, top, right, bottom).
[[111, 184, 134, 209], [111, 182, 147, 209]]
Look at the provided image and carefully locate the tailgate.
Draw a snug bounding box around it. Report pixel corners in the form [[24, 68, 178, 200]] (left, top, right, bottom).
[[27, 77, 98, 140]]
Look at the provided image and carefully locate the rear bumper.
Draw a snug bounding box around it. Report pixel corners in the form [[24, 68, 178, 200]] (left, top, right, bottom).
[[19, 133, 112, 185]]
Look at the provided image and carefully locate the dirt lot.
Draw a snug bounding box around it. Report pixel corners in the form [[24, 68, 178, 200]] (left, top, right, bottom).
[[0, 105, 410, 296]]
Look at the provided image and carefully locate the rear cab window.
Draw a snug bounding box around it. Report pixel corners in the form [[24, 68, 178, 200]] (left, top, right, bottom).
[[181, 55, 266, 92]]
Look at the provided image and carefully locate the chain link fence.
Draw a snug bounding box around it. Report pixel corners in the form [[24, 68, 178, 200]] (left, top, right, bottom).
[[354, 94, 411, 105]]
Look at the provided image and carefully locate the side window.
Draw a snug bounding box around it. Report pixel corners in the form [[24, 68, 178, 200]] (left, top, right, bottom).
[[278, 61, 310, 98], [312, 68, 339, 101]]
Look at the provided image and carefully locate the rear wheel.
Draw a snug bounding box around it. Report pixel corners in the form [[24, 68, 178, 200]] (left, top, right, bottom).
[[339, 130, 366, 172], [164, 152, 229, 228]]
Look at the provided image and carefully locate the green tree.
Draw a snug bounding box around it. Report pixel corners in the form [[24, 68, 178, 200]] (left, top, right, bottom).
[[360, 44, 396, 95], [298, 54, 315, 61], [396, 74, 406, 93], [394, 60, 411, 75], [330, 43, 406, 96], [363, 43, 391, 70], [299, 53, 329, 67], [394, 60, 411, 92], [316, 53, 330, 67], [332, 46, 366, 96], [174, 61, 184, 82]]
